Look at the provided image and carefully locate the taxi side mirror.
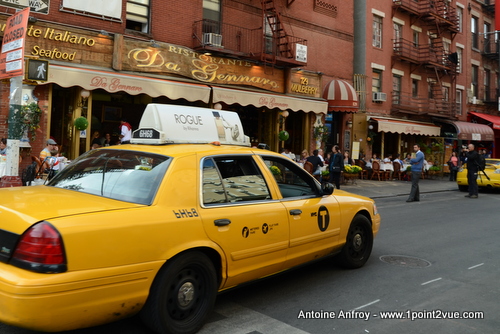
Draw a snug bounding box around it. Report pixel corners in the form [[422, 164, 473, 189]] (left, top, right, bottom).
[[321, 182, 334, 195]]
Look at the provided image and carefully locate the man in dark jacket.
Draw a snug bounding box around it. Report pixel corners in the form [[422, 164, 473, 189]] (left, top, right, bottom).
[[465, 143, 479, 198], [306, 149, 323, 177], [329, 145, 344, 189]]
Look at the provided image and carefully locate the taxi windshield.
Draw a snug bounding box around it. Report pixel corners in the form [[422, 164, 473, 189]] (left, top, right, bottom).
[[48, 149, 171, 205]]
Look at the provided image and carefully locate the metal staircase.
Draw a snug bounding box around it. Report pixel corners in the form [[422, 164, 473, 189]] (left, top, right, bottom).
[[261, 0, 293, 67]]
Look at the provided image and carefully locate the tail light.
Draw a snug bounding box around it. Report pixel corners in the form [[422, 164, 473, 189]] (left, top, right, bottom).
[[11, 221, 67, 273]]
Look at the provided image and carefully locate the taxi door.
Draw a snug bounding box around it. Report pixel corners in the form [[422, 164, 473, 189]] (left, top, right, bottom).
[[199, 155, 289, 289], [259, 156, 341, 268]]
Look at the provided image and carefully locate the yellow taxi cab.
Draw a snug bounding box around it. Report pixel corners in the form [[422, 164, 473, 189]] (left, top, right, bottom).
[[456, 158, 500, 191], [0, 104, 380, 334]]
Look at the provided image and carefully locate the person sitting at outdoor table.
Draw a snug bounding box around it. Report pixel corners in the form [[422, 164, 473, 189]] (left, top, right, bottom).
[[382, 154, 394, 180], [404, 153, 412, 164], [394, 153, 404, 167], [298, 149, 309, 164], [382, 154, 393, 164], [306, 149, 324, 178], [0, 138, 6, 155], [40, 138, 58, 161], [370, 153, 380, 163]]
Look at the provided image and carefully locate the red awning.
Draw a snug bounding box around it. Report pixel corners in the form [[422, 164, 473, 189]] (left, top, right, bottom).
[[442, 120, 494, 141], [322, 79, 358, 112], [469, 112, 500, 130]]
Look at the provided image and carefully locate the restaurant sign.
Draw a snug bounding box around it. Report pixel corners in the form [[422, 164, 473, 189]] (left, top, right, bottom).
[[117, 38, 285, 93], [0, 0, 50, 14], [287, 70, 321, 98]]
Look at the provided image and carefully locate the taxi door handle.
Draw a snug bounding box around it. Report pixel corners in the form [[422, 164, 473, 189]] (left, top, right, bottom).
[[290, 209, 302, 216], [214, 219, 231, 226]]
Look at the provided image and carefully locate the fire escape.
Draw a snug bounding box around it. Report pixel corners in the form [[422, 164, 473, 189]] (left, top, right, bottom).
[[260, 0, 293, 67], [480, 0, 498, 107], [192, 1, 307, 68], [392, 0, 459, 118]]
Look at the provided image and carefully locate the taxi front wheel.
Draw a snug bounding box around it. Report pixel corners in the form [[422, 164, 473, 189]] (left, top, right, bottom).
[[337, 215, 373, 269], [140, 251, 218, 334]]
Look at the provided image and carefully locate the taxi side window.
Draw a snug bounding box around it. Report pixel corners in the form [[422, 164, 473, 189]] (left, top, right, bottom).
[[262, 156, 319, 198], [202, 156, 271, 205]]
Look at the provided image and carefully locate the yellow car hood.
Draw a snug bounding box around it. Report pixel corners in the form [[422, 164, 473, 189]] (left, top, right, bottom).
[[0, 186, 143, 234]]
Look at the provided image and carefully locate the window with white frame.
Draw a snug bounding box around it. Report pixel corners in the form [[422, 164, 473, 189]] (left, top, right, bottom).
[[203, 0, 221, 33], [471, 65, 479, 99], [457, 7, 463, 33], [455, 89, 462, 115], [484, 69, 491, 101], [457, 47, 463, 73], [393, 22, 402, 51], [471, 16, 479, 49], [373, 15, 383, 48], [443, 40, 450, 65], [372, 70, 382, 93], [413, 30, 419, 48], [412, 79, 419, 98], [443, 86, 449, 102], [393, 75, 401, 104], [126, 0, 150, 33], [484, 22, 491, 53]]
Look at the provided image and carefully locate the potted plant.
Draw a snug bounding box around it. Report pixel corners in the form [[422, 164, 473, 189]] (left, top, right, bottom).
[[20, 102, 42, 142], [321, 170, 330, 182], [313, 125, 329, 143], [343, 165, 362, 184]]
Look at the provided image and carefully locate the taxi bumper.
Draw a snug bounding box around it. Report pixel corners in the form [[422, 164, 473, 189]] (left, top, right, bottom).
[[0, 261, 162, 332]]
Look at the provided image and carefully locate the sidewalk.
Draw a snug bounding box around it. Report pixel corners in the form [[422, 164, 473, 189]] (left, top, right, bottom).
[[338, 177, 458, 199]]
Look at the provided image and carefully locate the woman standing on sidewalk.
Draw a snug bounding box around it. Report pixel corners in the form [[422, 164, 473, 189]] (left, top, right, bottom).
[[448, 151, 459, 181]]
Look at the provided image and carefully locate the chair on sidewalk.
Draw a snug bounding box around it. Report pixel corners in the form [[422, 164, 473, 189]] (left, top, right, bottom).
[[355, 159, 368, 180], [393, 161, 402, 180], [304, 161, 314, 175], [370, 161, 384, 181]]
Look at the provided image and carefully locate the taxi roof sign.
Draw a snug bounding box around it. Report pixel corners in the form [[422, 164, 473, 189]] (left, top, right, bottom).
[[131, 104, 250, 146]]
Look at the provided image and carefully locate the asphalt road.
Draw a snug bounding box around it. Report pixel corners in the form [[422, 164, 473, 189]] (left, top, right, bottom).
[[2, 189, 499, 334]]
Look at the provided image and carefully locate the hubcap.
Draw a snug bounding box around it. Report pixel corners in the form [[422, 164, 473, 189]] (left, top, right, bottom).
[[177, 282, 195, 307], [352, 233, 363, 251]]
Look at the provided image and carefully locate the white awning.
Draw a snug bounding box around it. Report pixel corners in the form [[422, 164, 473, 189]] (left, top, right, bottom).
[[372, 117, 440, 136], [43, 65, 211, 103], [212, 87, 327, 114]]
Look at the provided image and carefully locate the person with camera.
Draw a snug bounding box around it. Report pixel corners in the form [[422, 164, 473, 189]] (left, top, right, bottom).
[[464, 144, 480, 198]]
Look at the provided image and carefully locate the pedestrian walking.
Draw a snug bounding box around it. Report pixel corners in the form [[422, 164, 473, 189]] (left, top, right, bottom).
[[329, 145, 343, 189], [464, 143, 479, 198], [406, 144, 424, 202]]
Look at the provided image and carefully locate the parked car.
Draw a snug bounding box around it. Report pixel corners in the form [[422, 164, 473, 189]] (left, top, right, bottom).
[[0, 104, 380, 334], [456, 158, 500, 191]]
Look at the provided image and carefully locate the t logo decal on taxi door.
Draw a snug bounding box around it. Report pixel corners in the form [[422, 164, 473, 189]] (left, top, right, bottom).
[[317, 206, 330, 232]]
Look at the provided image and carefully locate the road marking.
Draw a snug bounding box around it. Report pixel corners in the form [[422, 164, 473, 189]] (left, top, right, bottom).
[[352, 299, 380, 310], [421, 277, 442, 285], [468, 263, 484, 270], [199, 301, 310, 334]]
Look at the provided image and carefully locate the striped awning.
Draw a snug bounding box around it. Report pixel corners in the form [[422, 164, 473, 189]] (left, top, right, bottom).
[[322, 79, 359, 112]]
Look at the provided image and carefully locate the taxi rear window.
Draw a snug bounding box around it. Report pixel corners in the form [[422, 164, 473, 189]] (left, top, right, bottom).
[[48, 149, 171, 205]]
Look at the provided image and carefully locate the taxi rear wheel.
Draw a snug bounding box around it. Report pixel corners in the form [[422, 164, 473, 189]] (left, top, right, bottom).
[[140, 251, 217, 334], [337, 215, 373, 269], [458, 185, 467, 192]]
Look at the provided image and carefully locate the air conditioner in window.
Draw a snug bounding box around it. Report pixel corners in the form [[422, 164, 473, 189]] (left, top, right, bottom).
[[372, 92, 387, 102], [203, 33, 223, 47]]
